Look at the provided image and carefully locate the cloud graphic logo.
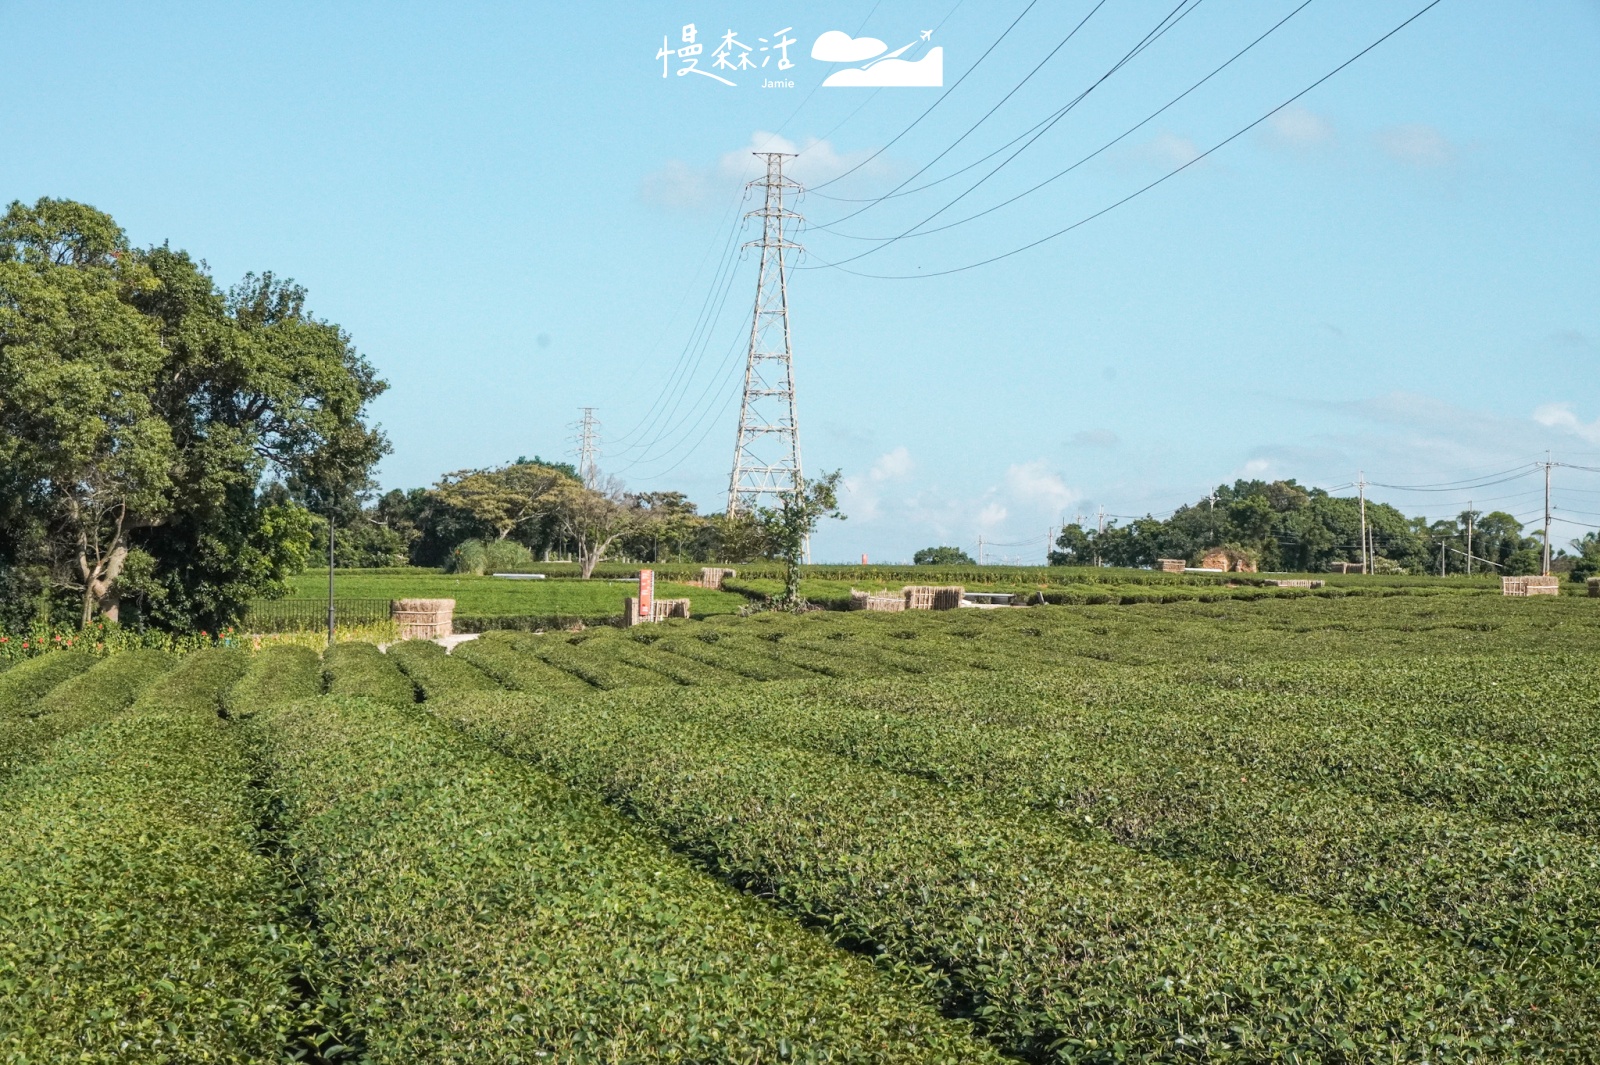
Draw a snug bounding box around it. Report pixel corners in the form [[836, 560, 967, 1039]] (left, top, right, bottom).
[[810, 30, 887, 63], [812, 29, 943, 87], [823, 48, 943, 87]]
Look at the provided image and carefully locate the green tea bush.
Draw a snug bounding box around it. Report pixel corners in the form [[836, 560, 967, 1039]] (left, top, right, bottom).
[[253, 695, 1002, 1063], [513, 632, 676, 690], [0, 651, 95, 717], [387, 638, 502, 699], [441, 687, 1593, 1062], [130, 647, 249, 716], [451, 633, 595, 695], [322, 642, 416, 706], [33, 649, 176, 718], [223, 644, 324, 718], [0, 708, 306, 1060]]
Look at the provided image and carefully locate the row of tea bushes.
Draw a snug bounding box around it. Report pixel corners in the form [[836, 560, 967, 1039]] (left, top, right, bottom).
[[322, 641, 416, 706], [0, 651, 176, 781], [622, 673, 1600, 966], [438, 688, 1589, 1062], [251, 695, 1002, 1064], [388, 638, 502, 699], [222, 644, 324, 718], [0, 704, 307, 1060]]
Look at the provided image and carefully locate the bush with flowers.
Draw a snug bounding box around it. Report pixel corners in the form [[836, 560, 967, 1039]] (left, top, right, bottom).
[[0, 620, 240, 665]]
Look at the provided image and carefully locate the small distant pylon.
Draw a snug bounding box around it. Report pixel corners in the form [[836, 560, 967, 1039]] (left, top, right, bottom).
[[727, 152, 803, 517], [575, 407, 600, 489]]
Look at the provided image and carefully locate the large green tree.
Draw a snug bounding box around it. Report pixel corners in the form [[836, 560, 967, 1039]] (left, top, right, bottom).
[[0, 197, 386, 630]]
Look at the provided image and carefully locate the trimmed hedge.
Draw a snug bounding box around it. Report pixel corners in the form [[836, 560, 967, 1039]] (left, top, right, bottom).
[[252, 695, 1003, 1063], [387, 639, 502, 699], [322, 642, 416, 706], [439, 687, 1595, 1061], [512, 632, 676, 691], [130, 647, 249, 716], [33, 649, 176, 719], [0, 708, 307, 1060], [223, 644, 323, 719], [451, 634, 594, 696], [0, 651, 96, 717]]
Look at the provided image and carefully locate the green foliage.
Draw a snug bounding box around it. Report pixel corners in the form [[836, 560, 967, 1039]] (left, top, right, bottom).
[[253, 695, 999, 1062], [755, 471, 844, 607], [443, 537, 536, 575], [387, 638, 501, 699], [130, 646, 249, 716], [223, 644, 323, 719], [322, 642, 415, 706], [33, 649, 176, 718], [451, 633, 595, 696], [0, 198, 385, 632], [0, 652, 95, 718], [445, 682, 1590, 1060], [913, 545, 975, 565], [0, 707, 306, 1060]]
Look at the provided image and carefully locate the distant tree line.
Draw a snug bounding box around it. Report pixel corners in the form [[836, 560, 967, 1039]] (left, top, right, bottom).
[[1050, 478, 1577, 576]]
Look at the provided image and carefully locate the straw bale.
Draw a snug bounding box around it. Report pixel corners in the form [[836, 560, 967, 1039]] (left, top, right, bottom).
[[1156, 558, 1185, 574], [391, 598, 455, 640]]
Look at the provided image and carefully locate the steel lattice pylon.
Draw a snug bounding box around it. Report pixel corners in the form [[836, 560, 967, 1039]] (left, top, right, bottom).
[[727, 152, 803, 517]]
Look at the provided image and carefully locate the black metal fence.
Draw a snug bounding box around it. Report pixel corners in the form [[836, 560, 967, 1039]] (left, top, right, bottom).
[[242, 598, 392, 632]]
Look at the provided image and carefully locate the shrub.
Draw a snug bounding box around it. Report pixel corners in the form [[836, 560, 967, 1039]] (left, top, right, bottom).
[[444, 539, 536, 576], [223, 645, 324, 719], [0, 709, 307, 1060], [251, 695, 1001, 1062], [388, 639, 502, 700], [34, 650, 176, 719], [131, 647, 250, 716], [322, 642, 416, 706], [451, 635, 594, 696], [0, 652, 96, 718], [441, 687, 1594, 1061]]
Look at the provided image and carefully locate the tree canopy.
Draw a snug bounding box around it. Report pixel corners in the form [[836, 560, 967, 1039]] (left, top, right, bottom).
[[1050, 478, 1556, 576], [0, 197, 387, 630]]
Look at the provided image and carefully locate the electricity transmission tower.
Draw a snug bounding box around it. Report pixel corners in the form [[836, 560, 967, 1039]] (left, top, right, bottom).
[[575, 407, 600, 489], [727, 152, 803, 517]]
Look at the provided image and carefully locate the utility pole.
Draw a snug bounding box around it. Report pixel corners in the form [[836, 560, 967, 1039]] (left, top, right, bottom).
[[1208, 491, 1217, 543], [1466, 502, 1473, 577], [1439, 538, 1445, 577], [326, 510, 336, 648], [727, 152, 803, 516], [1544, 455, 1553, 576], [1357, 472, 1368, 575], [575, 407, 601, 489], [978, 534, 984, 566], [1096, 508, 1105, 567]]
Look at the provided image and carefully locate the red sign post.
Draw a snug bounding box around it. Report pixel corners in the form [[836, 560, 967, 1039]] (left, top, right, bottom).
[[638, 569, 655, 622]]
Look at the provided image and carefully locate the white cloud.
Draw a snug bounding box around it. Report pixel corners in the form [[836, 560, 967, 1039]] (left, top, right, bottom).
[[1236, 457, 1275, 479], [842, 446, 914, 522], [1261, 105, 1335, 152], [1534, 403, 1600, 444], [642, 131, 895, 211], [869, 445, 913, 481], [810, 30, 887, 63], [976, 502, 1009, 529], [1123, 131, 1204, 170], [1375, 123, 1455, 167], [1003, 460, 1078, 514]]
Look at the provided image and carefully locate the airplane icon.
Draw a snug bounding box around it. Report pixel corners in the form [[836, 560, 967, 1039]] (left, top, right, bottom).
[[920, 29, 932, 41]]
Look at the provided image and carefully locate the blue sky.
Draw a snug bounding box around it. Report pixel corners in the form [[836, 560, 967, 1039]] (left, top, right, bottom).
[[3, 1, 1597, 562]]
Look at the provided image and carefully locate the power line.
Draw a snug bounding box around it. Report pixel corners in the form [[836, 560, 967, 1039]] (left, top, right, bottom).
[[809, 0, 1044, 192], [808, 0, 1446, 280], [806, 0, 1202, 257], [809, 0, 1118, 227], [819, 0, 1315, 243]]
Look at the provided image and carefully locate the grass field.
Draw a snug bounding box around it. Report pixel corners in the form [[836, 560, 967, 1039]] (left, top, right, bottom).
[[4, 593, 1600, 1061]]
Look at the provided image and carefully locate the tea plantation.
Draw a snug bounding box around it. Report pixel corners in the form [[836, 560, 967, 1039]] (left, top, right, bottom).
[[3, 594, 1599, 1061]]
